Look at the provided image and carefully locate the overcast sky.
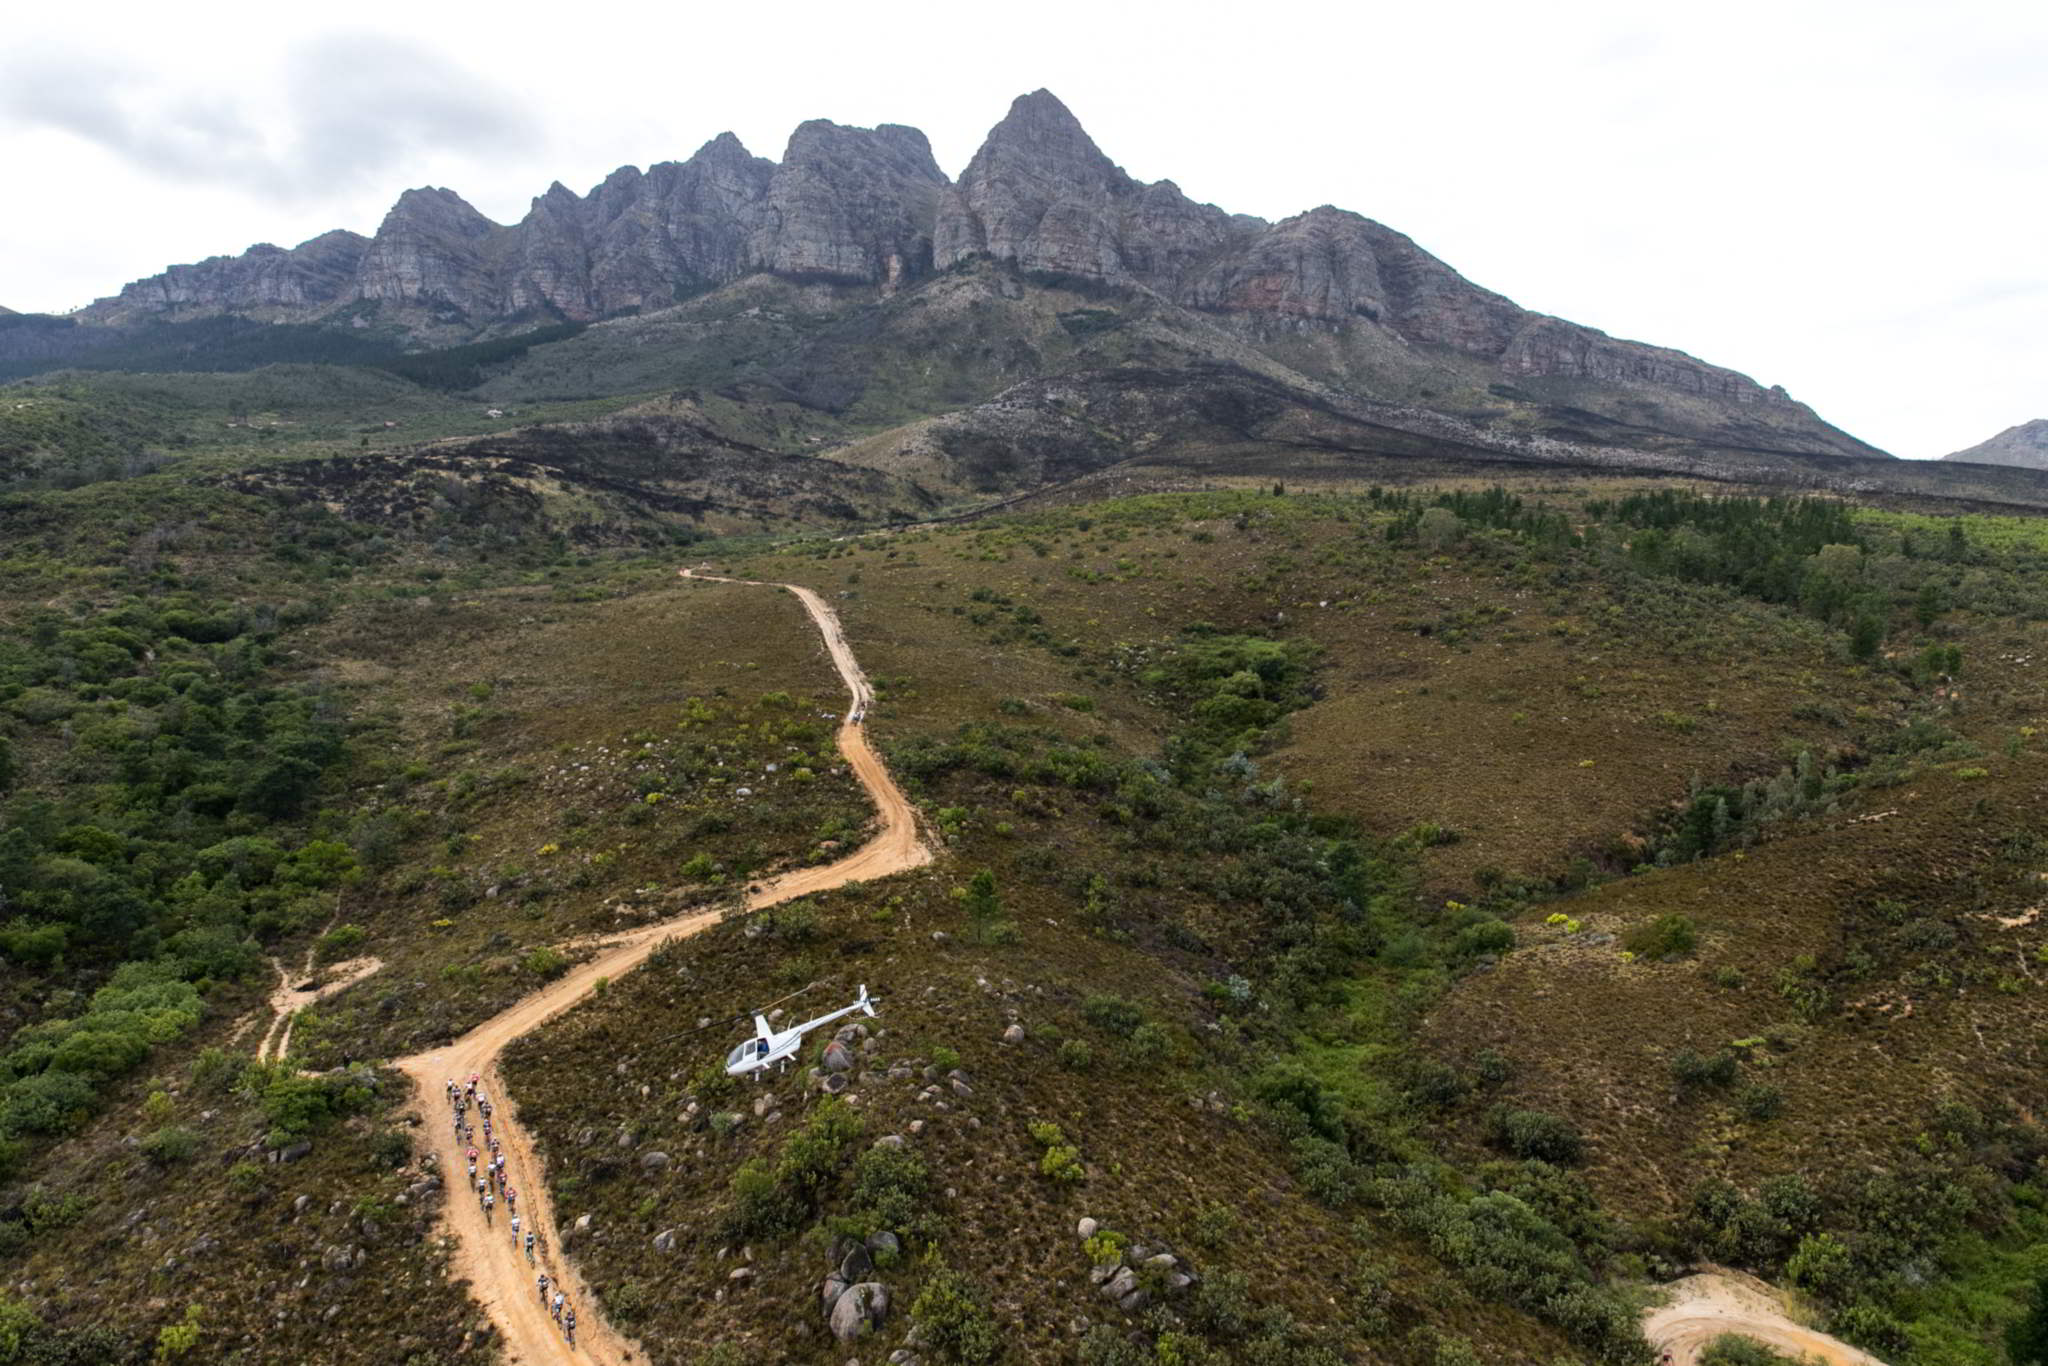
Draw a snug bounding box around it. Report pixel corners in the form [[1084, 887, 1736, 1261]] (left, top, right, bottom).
[[1, 0, 2038, 458]]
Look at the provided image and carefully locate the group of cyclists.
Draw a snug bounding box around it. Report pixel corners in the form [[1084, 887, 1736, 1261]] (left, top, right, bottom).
[[444, 1073, 577, 1348]]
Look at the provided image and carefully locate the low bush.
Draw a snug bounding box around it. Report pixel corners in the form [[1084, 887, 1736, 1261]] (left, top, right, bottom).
[[1489, 1108, 1586, 1165], [910, 1265, 1000, 1364], [1623, 913, 1699, 960]]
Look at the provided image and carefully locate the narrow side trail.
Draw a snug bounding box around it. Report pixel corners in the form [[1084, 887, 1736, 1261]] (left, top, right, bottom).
[[392, 566, 932, 1365], [1644, 1270, 1889, 1366], [257, 953, 384, 1065]]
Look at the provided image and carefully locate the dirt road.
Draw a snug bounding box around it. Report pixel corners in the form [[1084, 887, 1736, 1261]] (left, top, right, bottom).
[[390, 566, 932, 1365], [1644, 1269, 1888, 1366]]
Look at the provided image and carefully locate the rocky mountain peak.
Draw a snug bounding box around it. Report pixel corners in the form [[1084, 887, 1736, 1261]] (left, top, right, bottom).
[[755, 119, 947, 284], [1942, 419, 2048, 469], [937, 87, 1231, 285]]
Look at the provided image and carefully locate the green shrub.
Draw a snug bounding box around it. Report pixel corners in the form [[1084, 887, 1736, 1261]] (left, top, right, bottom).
[[1672, 1048, 1740, 1090], [2008, 1272, 2048, 1366], [521, 946, 567, 979], [1084, 1229, 1128, 1265], [910, 1265, 1000, 1364], [314, 923, 366, 963], [1699, 1334, 1801, 1366], [1027, 1121, 1085, 1182], [722, 1099, 862, 1239], [1624, 913, 1699, 959], [842, 1142, 933, 1242], [1453, 919, 1516, 960], [1056, 1039, 1094, 1071], [1489, 1108, 1586, 1165], [140, 1126, 198, 1163], [1081, 994, 1145, 1036], [1734, 1082, 1784, 1120]]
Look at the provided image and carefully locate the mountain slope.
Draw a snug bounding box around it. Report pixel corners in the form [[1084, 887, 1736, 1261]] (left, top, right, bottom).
[[47, 91, 1880, 466], [1943, 418, 2048, 469]]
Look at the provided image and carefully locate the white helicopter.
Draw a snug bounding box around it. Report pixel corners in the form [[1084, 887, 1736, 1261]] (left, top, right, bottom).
[[724, 984, 877, 1077]]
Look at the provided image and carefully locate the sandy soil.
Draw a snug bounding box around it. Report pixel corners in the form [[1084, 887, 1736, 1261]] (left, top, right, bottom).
[[255, 955, 385, 1064], [1644, 1269, 1889, 1366], [390, 567, 933, 1365]]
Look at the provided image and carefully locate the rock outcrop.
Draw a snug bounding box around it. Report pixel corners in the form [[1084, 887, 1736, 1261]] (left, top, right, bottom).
[[97, 229, 369, 319], [1942, 419, 2048, 470], [355, 188, 508, 316], [754, 121, 946, 284], [936, 89, 1256, 291], [66, 88, 1865, 452]]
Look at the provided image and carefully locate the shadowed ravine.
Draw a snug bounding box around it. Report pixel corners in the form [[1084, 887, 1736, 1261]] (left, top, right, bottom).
[[380, 567, 932, 1364]]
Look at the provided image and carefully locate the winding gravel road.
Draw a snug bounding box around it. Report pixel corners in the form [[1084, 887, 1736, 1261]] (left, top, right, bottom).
[[384, 567, 931, 1364]]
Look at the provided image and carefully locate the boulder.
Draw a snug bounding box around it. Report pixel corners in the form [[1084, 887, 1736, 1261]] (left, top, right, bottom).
[[839, 1244, 874, 1281], [829, 1282, 890, 1342], [1099, 1267, 1138, 1302], [640, 1150, 671, 1171], [865, 1231, 901, 1261], [653, 1228, 679, 1253], [822, 1073, 851, 1095], [821, 1272, 851, 1311], [1077, 1217, 1099, 1241], [1001, 1023, 1026, 1044], [822, 1041, 856, 1073], [872, 1134, 906, 1150]]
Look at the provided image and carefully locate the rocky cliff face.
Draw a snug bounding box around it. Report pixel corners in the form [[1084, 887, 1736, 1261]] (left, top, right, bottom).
[[97, 229, 368, 319], [754, 122, 947, 284], [1942, 419, 2048, 469], [936, 89, 1256, 291], [72, 88, 1865, 451]]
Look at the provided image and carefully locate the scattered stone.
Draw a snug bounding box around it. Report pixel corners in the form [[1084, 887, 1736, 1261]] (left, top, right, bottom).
[[829, 1282, 889, 1342], [654, 1229, 679, 1253], [822, 1041, 857, 1073], [822, 1273, 851, 1310], [640, 1151, 671, 1171], [949, 1077, 974, 1098], [275, 1141, 313, 1163], [728, 1266, 754, 1284], [1077, 1217, 1098, 1240], [1001, 1023, 1026, 1044], [1100, 1267, 1138, 1302], [873, 1134, 906, 1150], [822, 1074, 851, 1095], [865, 1231, 901, 1260]]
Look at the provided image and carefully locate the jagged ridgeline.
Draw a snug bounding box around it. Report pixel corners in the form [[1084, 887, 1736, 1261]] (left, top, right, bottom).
[[5, 90, 1892, 473]]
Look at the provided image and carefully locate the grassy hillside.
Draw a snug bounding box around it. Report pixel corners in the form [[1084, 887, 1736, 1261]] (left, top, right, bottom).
[[1, 446, 2044, 1365]]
